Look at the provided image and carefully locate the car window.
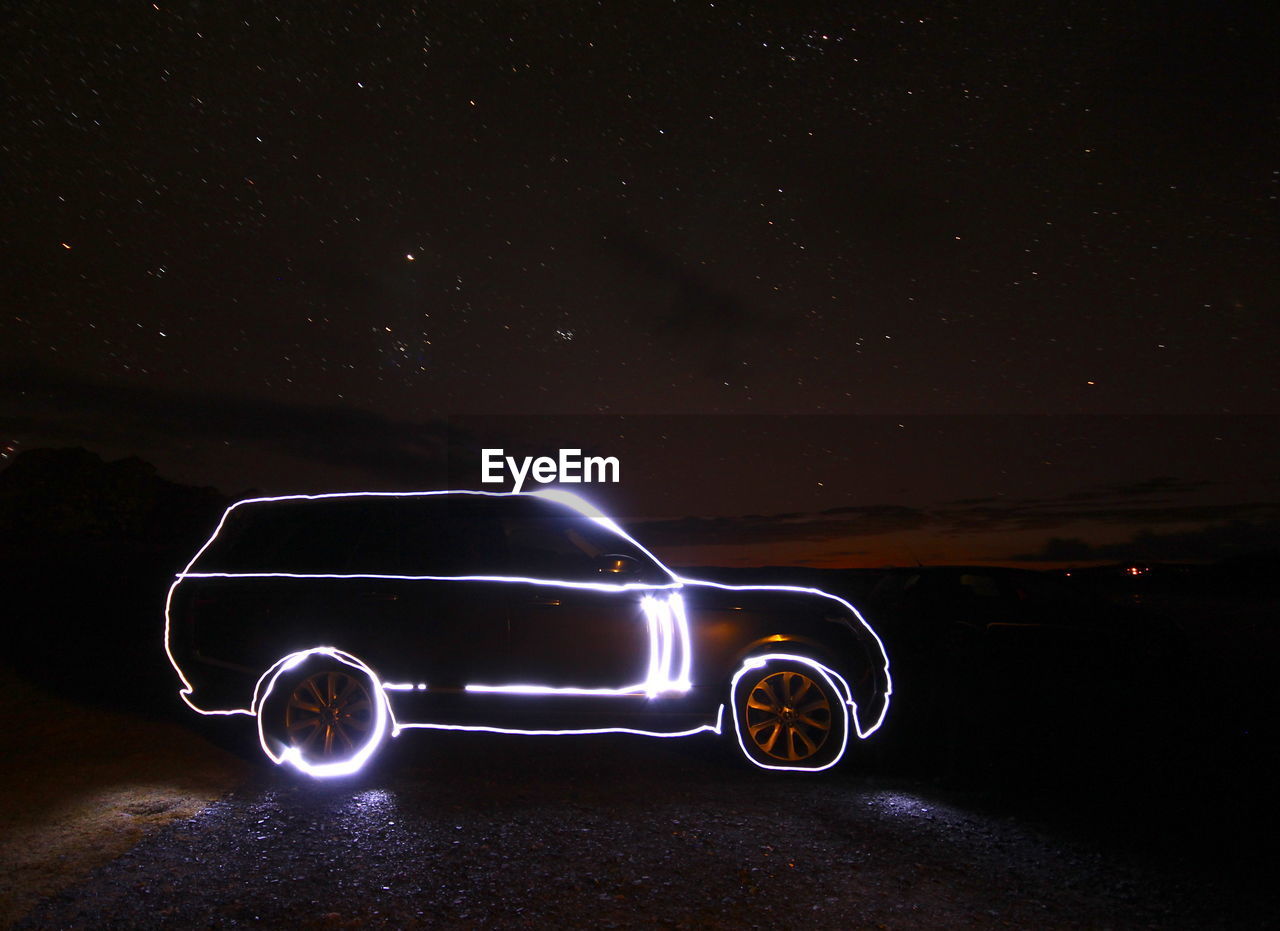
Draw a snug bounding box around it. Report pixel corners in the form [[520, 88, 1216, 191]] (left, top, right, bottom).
[[192, 494, 667, 581], [503, 516, 608, 579], [193, 496, 507, 576], [192, 499, 371, 573], [499, 499, 661, 582], [349, 504, 506, 576]]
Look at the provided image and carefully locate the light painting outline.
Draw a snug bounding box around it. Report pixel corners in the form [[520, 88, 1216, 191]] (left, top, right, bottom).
[[164, 488, 891, 778]]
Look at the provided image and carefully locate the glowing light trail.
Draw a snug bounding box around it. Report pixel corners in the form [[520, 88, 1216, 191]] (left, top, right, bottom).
[[396, 705, 726, 740], [164, 489, 892, 778], [729, 654, 853, 772], [254, 647, 391, 778]]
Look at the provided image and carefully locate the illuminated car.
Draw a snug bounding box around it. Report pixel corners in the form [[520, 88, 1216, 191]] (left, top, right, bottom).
[[165, 490, 890, 777]]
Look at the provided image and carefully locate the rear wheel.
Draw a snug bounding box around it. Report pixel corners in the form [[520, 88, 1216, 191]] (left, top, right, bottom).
[[258, 651, 387, 777], [731, 658, 849, 771]]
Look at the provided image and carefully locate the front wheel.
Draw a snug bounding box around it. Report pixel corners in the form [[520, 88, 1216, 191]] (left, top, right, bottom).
[[257, 650, 388, 778], [730, 657, 850, 772]]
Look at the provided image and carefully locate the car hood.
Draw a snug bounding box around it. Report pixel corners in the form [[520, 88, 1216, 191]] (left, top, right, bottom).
[[677, 578, 859, 620]]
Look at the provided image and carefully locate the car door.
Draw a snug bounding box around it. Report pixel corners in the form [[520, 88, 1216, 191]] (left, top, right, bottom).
[[493, 499, 666, 691], [498, 582, 656, 689], [342, 497, 510, 689]]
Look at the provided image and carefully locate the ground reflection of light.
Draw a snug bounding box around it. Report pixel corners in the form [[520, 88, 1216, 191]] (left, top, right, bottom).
[[864, 790, 965, 822], [350, 788, 396, 811], [343, 788, 400, 829]]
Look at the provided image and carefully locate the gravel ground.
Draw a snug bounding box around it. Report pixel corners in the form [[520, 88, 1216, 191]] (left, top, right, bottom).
[[0, 667, 247, 927], [17, 728, 1272, 929]]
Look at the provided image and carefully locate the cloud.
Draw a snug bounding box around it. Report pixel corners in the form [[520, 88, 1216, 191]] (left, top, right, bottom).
[[633, 504, 929, 547], [930, 499, 1280, 536], [1085, 476, 1218, 499], [2, 368, 468, 487], [633, 490, 1280, 553]]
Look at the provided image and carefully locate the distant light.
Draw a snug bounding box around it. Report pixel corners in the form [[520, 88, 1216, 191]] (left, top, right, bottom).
[[405, 253, 415, 261]]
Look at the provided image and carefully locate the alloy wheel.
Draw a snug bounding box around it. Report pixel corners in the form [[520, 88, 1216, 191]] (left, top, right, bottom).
[[743, 669, 833, 762], [284, 670, 375, 761]]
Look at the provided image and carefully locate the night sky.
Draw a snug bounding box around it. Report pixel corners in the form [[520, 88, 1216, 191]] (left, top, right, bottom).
[[3, 2, 1277, 567]]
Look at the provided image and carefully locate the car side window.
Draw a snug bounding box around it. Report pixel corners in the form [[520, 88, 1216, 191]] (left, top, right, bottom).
[[502, 515, 606, 580], [498, 499, 659, 582], [345, 499, 506, 576], [193, 494, 666, 581], [195, 499, 371, 573], [399, 512, 506, 576]]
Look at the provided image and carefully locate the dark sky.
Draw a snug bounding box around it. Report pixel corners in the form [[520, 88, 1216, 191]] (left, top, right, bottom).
[[3, 2, 1277, 566]]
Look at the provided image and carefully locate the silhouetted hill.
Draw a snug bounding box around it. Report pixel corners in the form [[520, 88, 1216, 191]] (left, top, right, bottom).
[[0, 449, 230, 708], [0, 447, 228, 553]]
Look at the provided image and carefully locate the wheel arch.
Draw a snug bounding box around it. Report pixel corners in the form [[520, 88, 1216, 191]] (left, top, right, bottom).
[[728, 652, 855, 772], [725, 634, 848, 686], [726, 629, 888, 741]]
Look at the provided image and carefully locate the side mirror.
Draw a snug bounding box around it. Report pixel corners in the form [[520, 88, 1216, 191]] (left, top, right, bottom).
[[595, 554, 641, 576]]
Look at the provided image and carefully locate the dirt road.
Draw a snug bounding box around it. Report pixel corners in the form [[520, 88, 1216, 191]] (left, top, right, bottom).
[[16, 727, 1272, 929]]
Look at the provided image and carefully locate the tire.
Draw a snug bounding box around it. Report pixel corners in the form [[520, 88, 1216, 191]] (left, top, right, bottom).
[[257, 650, 388, 778], [730, 657, 850, 772]]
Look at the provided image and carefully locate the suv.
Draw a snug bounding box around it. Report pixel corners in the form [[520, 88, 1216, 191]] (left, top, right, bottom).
[[165, 490, 890, 777]]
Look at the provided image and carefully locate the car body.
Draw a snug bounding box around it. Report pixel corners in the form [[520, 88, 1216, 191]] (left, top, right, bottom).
[[165, 489, 890, 777]]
